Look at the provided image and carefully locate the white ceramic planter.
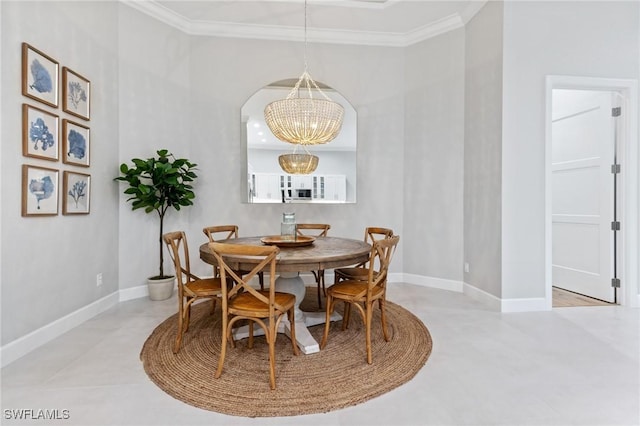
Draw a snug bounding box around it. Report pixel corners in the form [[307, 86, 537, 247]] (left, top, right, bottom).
[[147, 276, 175, 301]]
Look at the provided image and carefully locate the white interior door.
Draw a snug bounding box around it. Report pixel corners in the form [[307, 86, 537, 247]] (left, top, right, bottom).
[[551, 89, 616, 303]]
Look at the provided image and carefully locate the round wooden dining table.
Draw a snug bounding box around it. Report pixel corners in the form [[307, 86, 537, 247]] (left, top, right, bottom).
[[199, 236, 371, 354]]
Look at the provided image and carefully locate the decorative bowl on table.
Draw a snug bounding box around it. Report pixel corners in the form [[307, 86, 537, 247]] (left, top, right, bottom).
[[260, 235, 316, 248]]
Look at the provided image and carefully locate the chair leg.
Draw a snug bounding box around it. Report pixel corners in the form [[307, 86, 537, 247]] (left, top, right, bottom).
[[320, 295, 334, 349], [342, 302, 352, 330], [268, 321, 276, 390], [248, 321, 254, 349], [214, 318, 229, 379], [184, 297, 196, 332], [315, 270, 323, 310], [258, 272, 264, 290], [173, 308, 185, 354], [365, 302, 374, 364], [379, 297, 390, 342]]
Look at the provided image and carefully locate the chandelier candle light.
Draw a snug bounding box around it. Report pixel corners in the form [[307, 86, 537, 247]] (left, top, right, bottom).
[[264, 0, 345, 174]]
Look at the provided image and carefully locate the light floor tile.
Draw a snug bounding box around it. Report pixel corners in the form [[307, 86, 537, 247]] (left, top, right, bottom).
[[2, 283, 639, 425]]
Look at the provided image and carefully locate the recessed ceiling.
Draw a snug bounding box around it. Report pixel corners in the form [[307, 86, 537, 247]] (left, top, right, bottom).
[[122, 0, 487, 46]]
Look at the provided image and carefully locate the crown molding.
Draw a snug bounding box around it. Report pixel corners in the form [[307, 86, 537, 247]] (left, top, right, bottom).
[[120, 0, 485, 47]]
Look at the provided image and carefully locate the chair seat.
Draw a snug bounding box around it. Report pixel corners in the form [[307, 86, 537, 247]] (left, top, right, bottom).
[[185, 277, 223, 296], [229, 291, 296, 316], [336, 267, 378, 280], [328, 280, 385, 300]]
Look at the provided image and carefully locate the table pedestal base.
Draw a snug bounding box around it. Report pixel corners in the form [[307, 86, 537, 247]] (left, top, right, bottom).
[[231, 272, 340, 354]]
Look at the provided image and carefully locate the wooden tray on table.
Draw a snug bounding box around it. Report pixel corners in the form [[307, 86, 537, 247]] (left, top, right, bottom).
[[260, 235, 316, 248]]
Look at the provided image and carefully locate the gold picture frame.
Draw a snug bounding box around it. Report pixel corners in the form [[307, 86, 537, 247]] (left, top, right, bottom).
[[62, 171, 91, 215], [62, 67, 90, 121], [22, 43, 59, 108], [22, 164, 59, 216], [22, 103, 59, 161], [62, 119, 90, 167]]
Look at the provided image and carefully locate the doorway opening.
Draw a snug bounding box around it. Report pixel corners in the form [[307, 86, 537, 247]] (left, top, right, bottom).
[[550, 89, 619, 304], [545, 76, 639, 310]]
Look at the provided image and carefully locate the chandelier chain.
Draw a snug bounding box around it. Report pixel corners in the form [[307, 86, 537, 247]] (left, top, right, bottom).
[[263, 0, 345, 154]]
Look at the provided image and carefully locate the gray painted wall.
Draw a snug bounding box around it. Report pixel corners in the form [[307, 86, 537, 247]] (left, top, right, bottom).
[[185, 37, 406, 279], [1, 1, 121, 344], [464, 1, 504, 298], [116, 4, 193, 289], [404, 29, 465, 282], [501, 0, 640, 299], [2, 0, 638, 348]]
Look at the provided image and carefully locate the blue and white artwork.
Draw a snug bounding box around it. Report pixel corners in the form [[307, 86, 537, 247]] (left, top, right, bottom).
[[67, 81, 87, 109], [62, 67, 90, 121], [68, 180, 87, 207], [23, 43, 59, 107], [23, 104, 59, 161], [67, 129, 86, 159], [29, 59, 53, 94], [29, 117, 55, 151], [22, 165, 59, 216], [63, 172, 90, 214], [29, 176, 55, 210], [62, 120, 90, 167]]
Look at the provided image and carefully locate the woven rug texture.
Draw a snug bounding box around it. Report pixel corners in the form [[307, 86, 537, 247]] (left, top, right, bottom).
[[140, 288, 432, 417]]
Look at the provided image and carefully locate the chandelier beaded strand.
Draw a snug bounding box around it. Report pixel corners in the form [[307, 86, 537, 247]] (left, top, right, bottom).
[[264, 0, 344, 146]]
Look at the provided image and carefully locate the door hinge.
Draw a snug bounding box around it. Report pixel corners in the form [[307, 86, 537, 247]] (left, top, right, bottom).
[[611, 221, 621, 231], [612, 107, 621, 117], [611, 278, 621, 288], [611, 164, 621, 174]]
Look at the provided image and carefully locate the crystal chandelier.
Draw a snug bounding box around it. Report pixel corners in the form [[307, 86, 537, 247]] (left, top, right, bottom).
[[279, 145, 319, 174], [264, 0, 344, 146]]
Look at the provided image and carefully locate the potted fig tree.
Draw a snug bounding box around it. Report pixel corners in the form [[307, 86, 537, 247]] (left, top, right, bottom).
[[115, 149, 197, 300]]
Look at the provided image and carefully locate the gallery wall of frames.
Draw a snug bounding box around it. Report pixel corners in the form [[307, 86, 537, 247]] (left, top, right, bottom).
[[21, 42, 92, 216]]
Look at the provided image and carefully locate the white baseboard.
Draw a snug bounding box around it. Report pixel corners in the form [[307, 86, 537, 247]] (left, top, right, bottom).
[[463, 282, 502, 310], [463, 282, 549, 312], [119, 284, 149, 302], [0, 292, 119, 368], [1, 271, 569, 367], [500, 296, 549, 312], [401, 273, 464, 292]]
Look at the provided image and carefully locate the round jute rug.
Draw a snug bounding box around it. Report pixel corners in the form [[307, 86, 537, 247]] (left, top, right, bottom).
[[140, 288, 432, 417]]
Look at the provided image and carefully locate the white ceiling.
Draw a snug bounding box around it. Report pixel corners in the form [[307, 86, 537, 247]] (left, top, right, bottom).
[[123, 0, 487, 46]]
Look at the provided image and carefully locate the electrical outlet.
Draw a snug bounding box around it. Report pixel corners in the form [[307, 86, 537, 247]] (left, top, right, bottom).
[[96, 273, 103, 287], [464, 262, 470, 273]]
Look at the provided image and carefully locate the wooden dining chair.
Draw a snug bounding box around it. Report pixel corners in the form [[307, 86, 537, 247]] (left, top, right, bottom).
[[333, 227, 394, 285], [203, 225, 264, 290], [296, 223, 331, 309], [210, 242, 298, 390], [163, 231, 224, 354], [320, 235, 400, 364], [333, 227, 394, 330]]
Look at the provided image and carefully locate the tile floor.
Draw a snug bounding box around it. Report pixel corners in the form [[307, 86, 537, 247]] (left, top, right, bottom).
[[2, 283, 639, 426]]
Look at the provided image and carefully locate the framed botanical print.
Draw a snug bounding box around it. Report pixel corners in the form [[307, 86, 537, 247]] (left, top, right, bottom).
[[62, 119, 90, 167], [22, 43, 59, 108], [22, 103, 59, 161], [62, 171, 91, 215], [62, 67, 90, 121], [22, 164, 59, 216]]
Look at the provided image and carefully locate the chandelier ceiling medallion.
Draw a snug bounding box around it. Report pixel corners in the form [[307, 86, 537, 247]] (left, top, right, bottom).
[[264, 0, 345, 148]]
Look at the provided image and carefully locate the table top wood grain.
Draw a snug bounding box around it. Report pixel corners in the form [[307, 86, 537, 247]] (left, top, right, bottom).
[[199, 236, 371, 273]]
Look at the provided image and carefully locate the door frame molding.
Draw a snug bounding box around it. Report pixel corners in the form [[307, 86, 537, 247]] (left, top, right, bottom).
[[545, 76, 639, 308]]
